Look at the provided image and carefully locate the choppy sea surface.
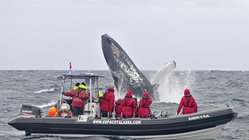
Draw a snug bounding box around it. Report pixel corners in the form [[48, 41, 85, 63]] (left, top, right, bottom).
[[0, 70, 248, 140]]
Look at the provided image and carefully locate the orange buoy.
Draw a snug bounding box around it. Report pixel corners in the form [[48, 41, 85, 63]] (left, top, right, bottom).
[[48, 106, 57, 117]]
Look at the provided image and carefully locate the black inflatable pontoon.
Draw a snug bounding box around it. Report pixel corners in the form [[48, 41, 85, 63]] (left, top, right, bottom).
[[9, 106, 236, 139]]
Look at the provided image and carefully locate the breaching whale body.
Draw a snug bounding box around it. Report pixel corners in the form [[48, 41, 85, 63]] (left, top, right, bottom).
[[101, 34, 158, 100]]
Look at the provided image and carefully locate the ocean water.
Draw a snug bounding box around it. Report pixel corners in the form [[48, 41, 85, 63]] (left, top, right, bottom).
[[0, 70, 248, 140]]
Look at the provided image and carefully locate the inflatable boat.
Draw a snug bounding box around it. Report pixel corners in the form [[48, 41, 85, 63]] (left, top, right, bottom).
[[8, 74, 237, 139], [8, 106, 236, 139]]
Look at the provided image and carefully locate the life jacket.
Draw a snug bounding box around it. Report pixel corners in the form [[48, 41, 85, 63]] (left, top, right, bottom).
[[97, 90, 103, 98], [177, 95, 198, 114], [79, 84, 87, 90], [63, 89, 89, 108], [183, 96, 197, 114], [73, 86, 79, 90]]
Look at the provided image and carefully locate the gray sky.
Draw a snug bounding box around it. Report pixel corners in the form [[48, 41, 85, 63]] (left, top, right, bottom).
[[1, 0, 249, 70]]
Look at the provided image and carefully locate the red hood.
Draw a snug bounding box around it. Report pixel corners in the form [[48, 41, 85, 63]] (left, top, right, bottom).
[[125, 90, 133, 97], [116, 99, 122, 105], [107, 88, 115, 93], [143, 91, 150, 98], [184, 89, 191, 96]]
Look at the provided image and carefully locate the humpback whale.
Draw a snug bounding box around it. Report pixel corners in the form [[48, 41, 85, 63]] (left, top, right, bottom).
[[101, 34, 176, 100]]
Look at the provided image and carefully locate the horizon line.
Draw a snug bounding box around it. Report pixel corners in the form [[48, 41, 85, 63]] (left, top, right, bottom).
[[0, 69, 247, 72]]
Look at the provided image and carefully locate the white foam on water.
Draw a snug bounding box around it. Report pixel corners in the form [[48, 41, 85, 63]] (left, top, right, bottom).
[[37, 100, 57, 108], [157, 71, 194, 103], [34, 88, 55, 94]]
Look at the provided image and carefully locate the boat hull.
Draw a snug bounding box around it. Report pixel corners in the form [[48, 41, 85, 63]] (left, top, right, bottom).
[[8, 107, 237, 139], [30, 124, 225, 140]]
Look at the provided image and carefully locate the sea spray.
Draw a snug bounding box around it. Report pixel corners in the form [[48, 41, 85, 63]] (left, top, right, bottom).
[[157, 71, 195, 103]]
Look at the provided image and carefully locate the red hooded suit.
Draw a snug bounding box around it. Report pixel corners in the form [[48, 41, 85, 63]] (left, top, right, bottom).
[[121, 90, 137, 117], [63, 88, 89, 108], [177, 89, 198, 114], [115, 99, 122, 118], [138, 91, 152, 117], [100, 89, 115, 113]]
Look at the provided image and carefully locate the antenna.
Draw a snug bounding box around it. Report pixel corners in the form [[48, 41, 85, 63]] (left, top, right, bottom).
[[69, 62, 72, 90], [69, 62, 72, 74]]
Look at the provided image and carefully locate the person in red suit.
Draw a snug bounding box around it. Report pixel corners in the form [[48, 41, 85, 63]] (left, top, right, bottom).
[[115, 99, 122, 118], [177, 88, 198, 115], [138, 91, 152, 118], [100, 84, 115, 117], [121, 90, 137, 118], [63, 83, 89, 116]]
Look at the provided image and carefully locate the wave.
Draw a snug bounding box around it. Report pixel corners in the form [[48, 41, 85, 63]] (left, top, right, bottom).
[[237, 114, 249, 121], [225, 80, 244, 88], [36, 100, 57, 108], [207, 76, 217, 80], [34, 88, 55, 94], [232, 98, 246, 103]]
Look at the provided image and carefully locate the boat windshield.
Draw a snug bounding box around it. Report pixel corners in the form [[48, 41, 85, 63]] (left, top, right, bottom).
[[62, 73, 104, 92]]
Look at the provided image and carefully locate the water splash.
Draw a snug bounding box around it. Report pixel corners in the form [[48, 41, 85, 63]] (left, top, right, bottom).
[[157, 71, 194, 103]]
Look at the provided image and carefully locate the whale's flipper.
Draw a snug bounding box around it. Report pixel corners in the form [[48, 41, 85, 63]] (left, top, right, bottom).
[[101, 34, 158, 100], [151, 61, 176, 85]]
